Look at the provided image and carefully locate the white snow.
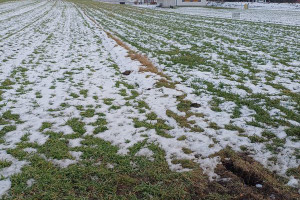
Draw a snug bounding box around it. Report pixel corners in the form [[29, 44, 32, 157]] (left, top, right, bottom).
[[0, 0, 299, 195], [106, 163, 115, 169], [287, 177, 299, 188], [26, 178, 35, 188], [137, 2, 300, 25], [135, 147, 154, 161], [0, 151, 28, 178], [23, 147, 37, 154], [68, 138, 83, 148], [51, 159, 78, 168], [69, 151, 83, 160], [208, 2, 300, 11], [0, 179, 11, 198]]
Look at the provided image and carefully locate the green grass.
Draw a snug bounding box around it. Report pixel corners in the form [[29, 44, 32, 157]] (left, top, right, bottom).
[[78, 0, 300, 136], [0, 125, 17, 137], [171, 159, 197, 169], [285, 126, 300, 139], [66, 118, 86, 135], [182, 147, 193, 154], [133, 118, 174, 138], [146, 112, 157, 120], [224, 124, 245, 133], [79, 89, 88, 98], [38, 133, 72, 160], [2, 110, 20, 121], [39, 122, 53, 132], [0, 160, 12, 169], [80, 109, 96, 118], [166, 110, 203, 132], [177, 135, 187, 141], [1, 79, 15, 89], [5, 136, 225, 200], [103, 98, 114, 105], [1, 1, 299, 199], [248, 135, 266, 143], [70, 93, 79, 98]]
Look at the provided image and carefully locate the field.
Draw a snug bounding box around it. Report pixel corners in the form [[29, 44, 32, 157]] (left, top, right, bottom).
[[160, 6, 300, 25], [0, 0, 299, 199]]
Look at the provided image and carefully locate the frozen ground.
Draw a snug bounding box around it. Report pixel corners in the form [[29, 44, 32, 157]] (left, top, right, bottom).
[[208, 2, 300, 11], [0, 0, 299, 198], [136, 3, 300, 25]]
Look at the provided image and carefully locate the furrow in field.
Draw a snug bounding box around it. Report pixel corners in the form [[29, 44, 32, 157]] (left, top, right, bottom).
[[0, 0, 42, 17], [0, 1, 60, 74], [0, 1, 54, 39], [0, 0, 32, 13], [0, 1, 299, 198], [73, 1, 300, 185], [0, 0, 48, 21]]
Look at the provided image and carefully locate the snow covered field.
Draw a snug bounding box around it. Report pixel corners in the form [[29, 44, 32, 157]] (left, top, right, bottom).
[[137, 2, 300, 25], [0, 0, 299, 198], [208, 2, 300, 11], [164, 7, 300, 25]]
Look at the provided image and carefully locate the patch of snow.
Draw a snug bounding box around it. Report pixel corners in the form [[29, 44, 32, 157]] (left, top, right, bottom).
[[0, 179, 11, 198], [69, 151, 83, 160], [135, 147, 154, 161], [145, 3, 300, 26], [106, 163, 115, 169], [23, 147, 37, 154], [0, 151, 28, 178], [287, 177, 299, 188], [26, 178, 35, 188], [51, 159, 77, 168], [68, 138, 83, 148]]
